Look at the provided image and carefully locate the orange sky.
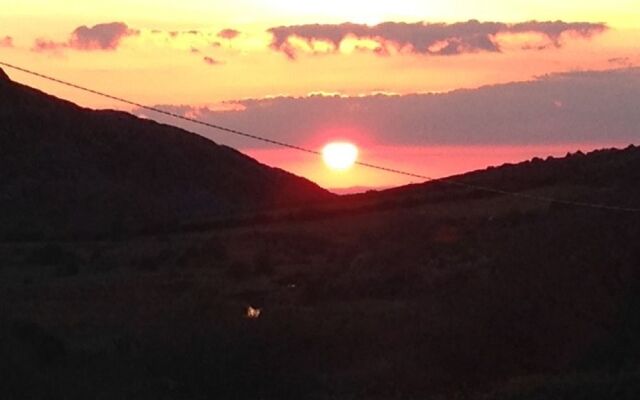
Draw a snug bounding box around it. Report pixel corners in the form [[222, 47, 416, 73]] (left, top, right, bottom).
[[1, 1, 639, 190]]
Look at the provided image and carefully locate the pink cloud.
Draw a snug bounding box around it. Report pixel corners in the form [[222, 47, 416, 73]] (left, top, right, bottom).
[[159, 30, 203, 39], [0, 36, 13, 48], [32, 22, 138, 53], [268, 20, 607, 60], [32, 38, 65, 52], [218, 28, 240, 40], [203, 56, 222, 66], [69, 22, 139, 50]]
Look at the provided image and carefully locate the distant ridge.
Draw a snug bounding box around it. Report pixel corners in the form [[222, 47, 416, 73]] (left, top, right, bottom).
[[330, 186, 390, 195], [359, 145, 640, 212], [0, 68, 333, 239]]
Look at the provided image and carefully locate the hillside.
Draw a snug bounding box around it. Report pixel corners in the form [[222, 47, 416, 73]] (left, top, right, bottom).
[[1, 68, 640, 399], [1, 141, 639, 399], [0, 68, 332, 239], [347, 144, 640, 211]]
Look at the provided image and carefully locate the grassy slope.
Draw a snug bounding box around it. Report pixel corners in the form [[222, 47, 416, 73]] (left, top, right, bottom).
[[1, 146, 640, 399]]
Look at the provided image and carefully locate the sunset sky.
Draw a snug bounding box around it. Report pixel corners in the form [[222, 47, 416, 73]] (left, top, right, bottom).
[[1, 1, 639, 190]]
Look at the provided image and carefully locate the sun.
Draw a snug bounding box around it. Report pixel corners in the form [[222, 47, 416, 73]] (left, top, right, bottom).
[[322, 142, 359, 171]]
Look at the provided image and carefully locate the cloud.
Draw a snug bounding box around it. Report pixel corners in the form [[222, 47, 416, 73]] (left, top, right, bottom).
[[608, 57, 635, 67], [138, 68, 640, 149], [32, 38, 64, 52], [0, 36, 13, 48], [70, 22, 139, 50], [509, 21, 605, 46], [147, 28, 237, 54], [32, 22, 138, 52], [218, 29, 240, 39], [203, 56, 222, 66], [165, 30, 202, 38], [268, 20, 607, 59]]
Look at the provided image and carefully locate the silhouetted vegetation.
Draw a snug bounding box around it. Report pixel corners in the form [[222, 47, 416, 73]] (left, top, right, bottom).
[[3, 196, 639, 399]]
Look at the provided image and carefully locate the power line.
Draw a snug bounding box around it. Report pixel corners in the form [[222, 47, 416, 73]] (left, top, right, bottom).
[[0, 61, 319, 155], [1, 60, 639, 213]]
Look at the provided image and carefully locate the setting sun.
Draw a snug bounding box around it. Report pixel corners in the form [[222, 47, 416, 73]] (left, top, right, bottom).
[[322, 142, 359, 171]]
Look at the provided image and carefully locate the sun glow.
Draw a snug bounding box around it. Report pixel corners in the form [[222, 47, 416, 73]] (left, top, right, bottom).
[[322, 142, 359, 171]]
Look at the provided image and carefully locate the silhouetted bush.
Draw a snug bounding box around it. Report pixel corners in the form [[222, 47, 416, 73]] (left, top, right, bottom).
[[8, 320, 66, 366], [135, 255, 160, 271], [178, 238, 229, 269], [54, 263, 79, 278], [25, 243, 78, 267], [252, 247, 274, 276], [227, 260, 252, 279]]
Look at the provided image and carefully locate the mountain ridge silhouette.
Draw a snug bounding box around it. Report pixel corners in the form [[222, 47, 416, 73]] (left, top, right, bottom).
[[0, 68, 333, 238]]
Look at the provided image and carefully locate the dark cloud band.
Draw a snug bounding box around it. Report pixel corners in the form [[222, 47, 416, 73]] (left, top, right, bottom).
[[138, 68, 640, 149], [268, 20, 607, 59]]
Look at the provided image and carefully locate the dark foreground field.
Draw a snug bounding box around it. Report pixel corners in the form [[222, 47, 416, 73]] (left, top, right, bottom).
[[2, 165, 640, 399]]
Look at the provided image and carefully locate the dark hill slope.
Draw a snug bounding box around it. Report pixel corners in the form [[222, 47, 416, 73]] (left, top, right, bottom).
[[0, 69, 332, 238], [346, 145, 640, 211]]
